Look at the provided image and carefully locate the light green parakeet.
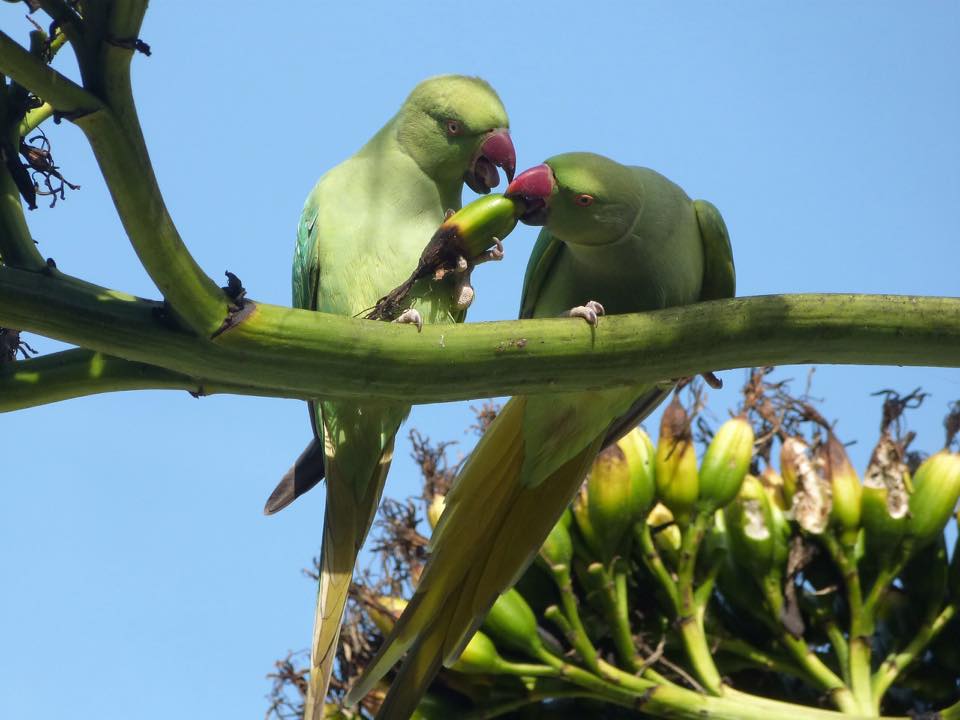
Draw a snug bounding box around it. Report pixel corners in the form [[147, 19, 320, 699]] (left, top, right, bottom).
[[346, 152, 736, 719], [269, 76, 515, 720]]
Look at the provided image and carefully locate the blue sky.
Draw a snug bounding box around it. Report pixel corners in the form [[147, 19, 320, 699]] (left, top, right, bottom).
[[2, 2, 959, 718]]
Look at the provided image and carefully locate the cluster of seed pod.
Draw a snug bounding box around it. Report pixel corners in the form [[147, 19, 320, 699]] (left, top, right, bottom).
[[327, 392, 960, 719]]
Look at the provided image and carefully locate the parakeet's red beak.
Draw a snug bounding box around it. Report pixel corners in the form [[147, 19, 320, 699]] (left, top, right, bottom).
[[504, 163, 555, 225], [464, 129, 516, 194]]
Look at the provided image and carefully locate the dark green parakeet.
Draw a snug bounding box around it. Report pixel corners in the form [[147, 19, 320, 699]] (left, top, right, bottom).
[[271, 76, 515, 719], [346, 152, 735, 719]]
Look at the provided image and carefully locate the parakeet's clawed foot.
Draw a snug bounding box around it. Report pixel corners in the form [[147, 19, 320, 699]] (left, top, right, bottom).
[[393, 308, 423, 332], [564, 300, 605, 327], [473, 237, 505, 265]]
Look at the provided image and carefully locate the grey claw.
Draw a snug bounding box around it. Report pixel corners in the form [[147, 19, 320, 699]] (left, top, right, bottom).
[[564, 300, 605, 327], [443, 208, 456, 221], [393, 308, 423, 332], [455, 255, 470, 272]]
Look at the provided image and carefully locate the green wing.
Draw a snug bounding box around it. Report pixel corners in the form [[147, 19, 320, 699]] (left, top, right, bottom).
[[518, 228, 564, 319], [694, 199, 736, 301], [293, 199, 322, 311]]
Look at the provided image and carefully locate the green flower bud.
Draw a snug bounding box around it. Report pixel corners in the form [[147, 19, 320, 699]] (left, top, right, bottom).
[[365, 595, 408, 636], [655, 398, 699, 523], [906, 450, 960, 547], [450, 629, 505, 674], [582, 428, 657, 562], [481, 588, 543, 658], [698, 416, 754, 510], [571, 483, 601, 559], [819, 432, 862, 540]]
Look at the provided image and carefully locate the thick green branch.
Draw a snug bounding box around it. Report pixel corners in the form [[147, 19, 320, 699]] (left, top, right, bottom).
[[0, 348, 300, 412], [0, 31, 101, 115], [1, 264, 959, 405]]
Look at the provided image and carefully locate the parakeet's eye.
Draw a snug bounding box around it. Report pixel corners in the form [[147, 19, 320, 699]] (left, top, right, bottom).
[[446, 119, 462, 136], [574, 194, 594, 207]]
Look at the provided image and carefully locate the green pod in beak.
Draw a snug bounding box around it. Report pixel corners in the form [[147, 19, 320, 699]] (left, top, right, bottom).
[[698, 416, 754, 511], [432, 194, 521, 260]]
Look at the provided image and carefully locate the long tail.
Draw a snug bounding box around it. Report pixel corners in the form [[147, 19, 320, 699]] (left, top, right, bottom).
[[263, 437, 326, 514], [347, 398, 605, 718], [303, 438, 395, 720]]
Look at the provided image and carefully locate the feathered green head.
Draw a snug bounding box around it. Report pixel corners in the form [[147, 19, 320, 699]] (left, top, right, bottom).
[[396, 75, 514, 193], [506, 152, 643, 245]]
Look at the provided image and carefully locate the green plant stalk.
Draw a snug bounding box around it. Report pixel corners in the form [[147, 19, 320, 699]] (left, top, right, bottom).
[[18, 101, 53, 137], [870, 602, 956, 710], [3, 266, 960, 403], [715, 635, 811, 680], [1, 348, 302, 410], [824, 619, 852, 687], [586, 562, 640, 672], [460, 690, 613, 720], [941, 696, 960, 720], [0, 31, 101, 115], [758, 573, 859, 713], [547, 566, 601, 671], [822, 533, 873, 714], [675, 513, 723, 694], [636, 523, 681, 608], [0, 87, 46, 271]]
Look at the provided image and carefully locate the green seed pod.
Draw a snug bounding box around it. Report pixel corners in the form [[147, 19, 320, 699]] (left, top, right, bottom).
[[759, 466, 788, 511], [583, 427, 657, 562], [819, 433, 862, 541], [906, 450, 960, 547], [724, 474, 784, 579], [450, 629, 505, 674], [655, 398, 699, 524], [781, 437, 831, 534], [539, 515, 574, 571], [646, 502, 682, 564], [481, 588, 544, 658], [861, 434, 911, 562], [436, 194, 521, 260], [698, 416, 754, 510], [571, 483, 602, 560]]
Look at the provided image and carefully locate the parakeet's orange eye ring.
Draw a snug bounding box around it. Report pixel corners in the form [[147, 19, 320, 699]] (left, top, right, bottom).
[[446, 119, 462, 136], [574, 194, 594, 207]]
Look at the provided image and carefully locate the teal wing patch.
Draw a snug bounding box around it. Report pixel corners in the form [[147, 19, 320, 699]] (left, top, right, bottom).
[[518, 229, 564, 320], [293, 200, 322, 311], [693, 199, 736, 301]]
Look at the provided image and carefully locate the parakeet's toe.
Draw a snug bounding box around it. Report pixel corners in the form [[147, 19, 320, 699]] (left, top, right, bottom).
[[393, 308, 424, 332], [564, 300, 604, 327]]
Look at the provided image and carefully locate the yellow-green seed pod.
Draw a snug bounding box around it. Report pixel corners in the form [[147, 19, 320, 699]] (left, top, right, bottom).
[[571, 483, 602, 559], [724, 475, 780, 578], [906, 450, 960, 547], [781, 436, 831, 534], [450, 629, 505, 674], [820, 433, 862, 541], [437, 194, 521, 260], [655, 398, 699, 524], [861, 434, 911, 561], [426, 493, 445, 530], [698, 416, 755, 510], [646, 502, 682, 564], [759, 466, 788, 511], [481, 588, 544, 657], [539, 515, 574, 570], [366, 595, 408, 636], [583, 428, 657, 562]]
